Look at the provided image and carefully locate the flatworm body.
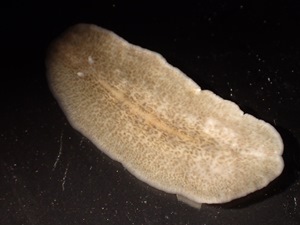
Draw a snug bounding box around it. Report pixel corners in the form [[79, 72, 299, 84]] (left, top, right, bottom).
[[47, 24, 284, 205]]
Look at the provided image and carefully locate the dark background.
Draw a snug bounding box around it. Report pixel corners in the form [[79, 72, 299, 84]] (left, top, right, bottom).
[[1, 1, 300, 224]]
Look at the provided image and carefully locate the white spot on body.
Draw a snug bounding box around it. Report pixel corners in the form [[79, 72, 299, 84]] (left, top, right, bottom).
[[194, 88, 201, 95], [88, 56, 94, 64], [186, 78, 201, 94], [184, 114, 199, 125], [77, 72, 85, 77], [203, 118, 237, 147]]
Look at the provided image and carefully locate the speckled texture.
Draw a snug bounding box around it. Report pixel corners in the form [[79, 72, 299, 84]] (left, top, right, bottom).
[[1, 2, 300, 225], [47, 24, 283, 204]]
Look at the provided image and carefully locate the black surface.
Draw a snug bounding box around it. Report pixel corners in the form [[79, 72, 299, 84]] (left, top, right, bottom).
[[1, 1, 300, 225]]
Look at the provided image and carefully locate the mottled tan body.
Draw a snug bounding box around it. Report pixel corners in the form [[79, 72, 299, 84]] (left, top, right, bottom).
[[47, 24, 284, 204]]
